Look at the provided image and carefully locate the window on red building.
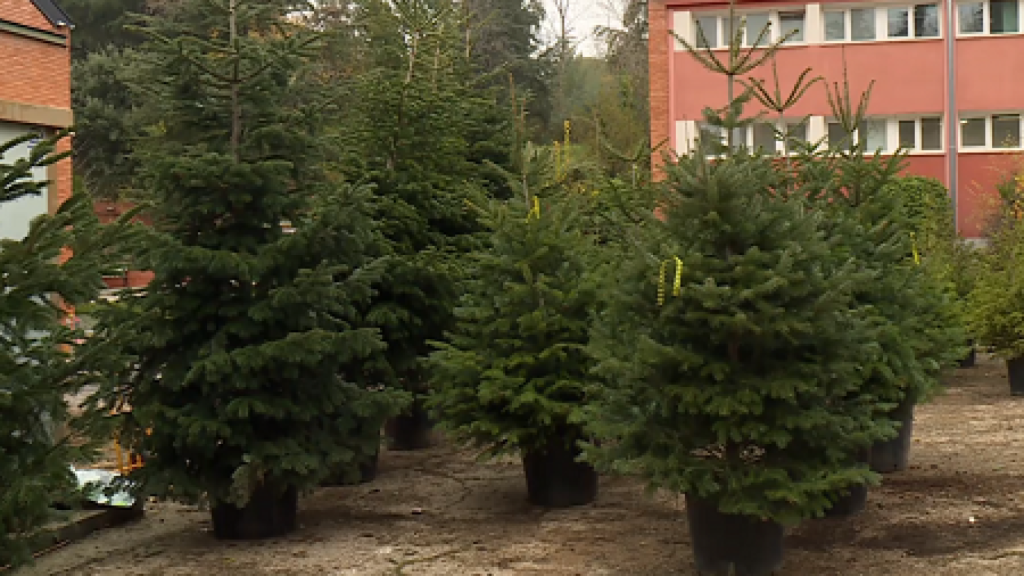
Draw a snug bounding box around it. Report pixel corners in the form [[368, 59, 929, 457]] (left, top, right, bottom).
[[898, 117, 944, 151], [993, 114, 1021, 148], [695, 15, 718, 47], [887, 4, 940, 38], [825, 7, 878, 41], [961, 118, 987, 147], [697, 120, 809, 156], [915, 4, 941, 36], [852, 8, 878, 39], [991, 0, 1020, 32], [692, 10, 805, 48], [960, 115, 1024, 149], [921, 118, 943, 150], [743, 13, 771, 47], [959, 2, 985, 32], [779, 10, 805, 43], [960, 0, 1020, 34], [889, 7, 911, 37]]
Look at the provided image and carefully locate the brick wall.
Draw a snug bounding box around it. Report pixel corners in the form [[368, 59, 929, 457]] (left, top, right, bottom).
[[0, 0, 73, 222], [0, 32, 71, 109], [2, 0, 57, 31], [648, 0, 670, 179], [95, 201, 155, 289]]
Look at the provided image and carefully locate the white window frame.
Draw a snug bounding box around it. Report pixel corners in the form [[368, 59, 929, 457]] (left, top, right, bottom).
[[956, 0, 1024, 36], [692, 10, 808, 48], [822, 3, 944, 43], [827, 118, 891, 153], [823, 7, 882, 42], [959, 113, 1024, 150], [891, 116, 946, 153], [885, 4, 943, 39], [698, 120, 810, 156]]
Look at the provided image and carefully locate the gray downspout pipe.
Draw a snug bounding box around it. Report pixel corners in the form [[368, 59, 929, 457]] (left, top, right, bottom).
[[946, 0, 959, 233]]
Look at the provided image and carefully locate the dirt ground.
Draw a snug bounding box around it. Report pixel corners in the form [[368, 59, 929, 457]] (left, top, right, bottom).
[[17, 355, 1024, 575]]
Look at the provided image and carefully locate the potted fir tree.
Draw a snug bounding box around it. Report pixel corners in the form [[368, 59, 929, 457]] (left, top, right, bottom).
[[428, 194, 599, 507], [339, 2, 507, 453], [777, 74, 963, 477], [885, 175, 977, 368], [798, 152, 961, 476], [106, 1, 406, 539], [969, 218, 1024, 395], [585, 115, 888, 573], [0, 133, 137, 567]]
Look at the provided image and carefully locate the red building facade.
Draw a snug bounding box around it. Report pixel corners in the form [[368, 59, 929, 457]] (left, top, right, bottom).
[[0, 0, 73, 232], [649, 0, 1024, 238]]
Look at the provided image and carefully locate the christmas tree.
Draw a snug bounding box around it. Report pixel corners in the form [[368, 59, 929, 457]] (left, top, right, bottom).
[[1, 133, 135, 565], [107, 0, 404, 537], [329, 0, 509, 407], [428, 191, 601, 506], [585, 106, 886, 524], [428, 193, 598, 456], [785, 79, 963, 410]]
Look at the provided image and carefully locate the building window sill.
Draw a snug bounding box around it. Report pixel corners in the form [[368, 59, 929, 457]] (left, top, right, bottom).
[[956, 31, 1024, 40], [820, 36, 944, 46], [959, 147, 1024, 154]]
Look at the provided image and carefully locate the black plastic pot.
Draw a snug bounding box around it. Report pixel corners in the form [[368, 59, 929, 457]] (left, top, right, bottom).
[[322, 449, 380, 486], [959, 341, 977, 369], [685, 495, 784, 576], [210, 484, 297, 540], [1008, 357, 1024, 396], [386, 398, 434, 451], [823, 449, 870, 518], [869, 398, 915, 473], [522, 437, 598, 508], [823, 483, 868, 518]]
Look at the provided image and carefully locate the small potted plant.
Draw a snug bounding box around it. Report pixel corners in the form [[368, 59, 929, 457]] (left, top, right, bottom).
[[427, 194, 599, 507]]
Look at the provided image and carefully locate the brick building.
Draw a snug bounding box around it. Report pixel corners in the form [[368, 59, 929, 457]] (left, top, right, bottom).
[[0, 0, 73, 241], [649, 0, 1024, 238]]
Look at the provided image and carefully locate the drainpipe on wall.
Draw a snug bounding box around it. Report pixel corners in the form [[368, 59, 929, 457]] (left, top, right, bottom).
[[946, 0, 959, 233]]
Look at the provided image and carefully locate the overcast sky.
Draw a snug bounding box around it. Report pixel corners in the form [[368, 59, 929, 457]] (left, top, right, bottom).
[[541, 0, 622, 57]]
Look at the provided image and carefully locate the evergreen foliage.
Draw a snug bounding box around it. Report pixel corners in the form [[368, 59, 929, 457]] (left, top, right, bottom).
[[104, 0, 405, 505], [884, 176, 977, 345], [59, 0, 149, 59], [784, 82, 964, 404], [72, 47, 140, 201], [1, 134, 136, 566], [968, 210, 1024, 359], [332, 0, 511, 396], [464, 0, 549, 128], [585, 124, 885, 524], [427, 193, 598, 457], [884, 176, 954, 241]]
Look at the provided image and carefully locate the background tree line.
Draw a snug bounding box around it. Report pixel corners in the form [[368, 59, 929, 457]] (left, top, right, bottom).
[[63, 0, 652, 203]]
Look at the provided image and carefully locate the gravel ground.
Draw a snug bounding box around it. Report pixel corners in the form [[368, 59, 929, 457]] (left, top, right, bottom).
[[17, 355, 1024, 575]]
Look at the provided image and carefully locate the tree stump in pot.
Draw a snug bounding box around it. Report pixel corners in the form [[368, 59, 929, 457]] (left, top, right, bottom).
[[522, 436, 597, 508], [210, 484, 298, 540]]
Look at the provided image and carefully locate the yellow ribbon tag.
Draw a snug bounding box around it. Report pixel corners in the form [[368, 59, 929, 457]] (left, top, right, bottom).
[[910, 232, 920, 265], [657, 256, 684, 306], [526, 196, 541, 222], [673, 256, 683, 296], [554, 141, 562, 181]]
